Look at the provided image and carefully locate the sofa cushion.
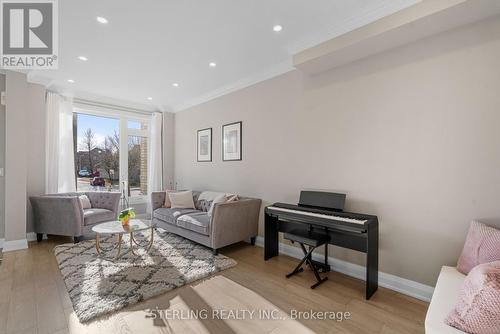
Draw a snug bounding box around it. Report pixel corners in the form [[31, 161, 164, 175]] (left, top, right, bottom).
[[153, 208, 200, 225], [446, 261, 500, 334], [83, 208, 115, 226], [425, 266, 467, 334], [457, 221, 500, 275], [176, 212, 211, 236]]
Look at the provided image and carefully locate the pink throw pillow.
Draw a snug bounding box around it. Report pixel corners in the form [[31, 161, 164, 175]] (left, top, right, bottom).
[[445, 261, 500, 334], [163, 190, 176, 208], [457, 221, 500, 275]]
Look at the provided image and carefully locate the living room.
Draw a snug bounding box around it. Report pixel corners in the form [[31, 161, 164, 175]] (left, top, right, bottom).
[[0, 1, 499, 333]]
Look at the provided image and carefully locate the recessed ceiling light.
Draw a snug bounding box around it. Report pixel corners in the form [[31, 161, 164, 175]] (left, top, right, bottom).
[[273, 25, 283, 32], [209, 62, 217, 68], [147, 97, 153, 101], [96, 16, 108, 24], [172, 83, 179, 87], [78, 56, 88, 61], [67, 79, 75, 83]]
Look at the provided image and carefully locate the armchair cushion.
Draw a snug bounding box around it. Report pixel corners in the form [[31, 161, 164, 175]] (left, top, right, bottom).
[[176, 212, 211, 236], [83, 208, 115, 226]]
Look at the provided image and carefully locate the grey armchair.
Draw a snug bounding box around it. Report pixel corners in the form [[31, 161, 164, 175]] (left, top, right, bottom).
[[30, 192, 121, 243]]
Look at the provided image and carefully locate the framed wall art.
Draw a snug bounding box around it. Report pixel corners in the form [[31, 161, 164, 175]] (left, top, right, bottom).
[[197, 128, 212, 162], [222, 121, 242, 161]]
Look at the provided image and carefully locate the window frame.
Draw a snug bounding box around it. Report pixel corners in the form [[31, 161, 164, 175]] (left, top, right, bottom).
[[73, 105, 151, 204]]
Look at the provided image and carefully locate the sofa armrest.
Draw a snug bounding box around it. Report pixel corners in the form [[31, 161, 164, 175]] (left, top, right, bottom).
[[29, 196, 84, 237], [425, 266, 466, 334], [211, 198, 262, 249], [85, 192, 121, 215], [151, 191, 166, 211]]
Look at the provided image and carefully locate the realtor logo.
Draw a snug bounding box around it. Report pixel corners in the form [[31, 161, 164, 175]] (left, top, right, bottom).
[[0, 0, 58, 69]]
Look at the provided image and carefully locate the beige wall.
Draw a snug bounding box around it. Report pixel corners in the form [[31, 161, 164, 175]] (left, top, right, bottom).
[[0, 74, 5, 239], [3, 71, 46, 241], [5, 71, 28, 241], [26, 83, 47, 233], [175, 16, 500, 286]]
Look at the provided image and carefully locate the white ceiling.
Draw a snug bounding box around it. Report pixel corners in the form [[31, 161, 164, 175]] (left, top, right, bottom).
[[28, 0, 419, 112]]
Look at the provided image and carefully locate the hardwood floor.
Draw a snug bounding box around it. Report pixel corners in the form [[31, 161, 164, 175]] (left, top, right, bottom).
[[0, 237, 428, 334]]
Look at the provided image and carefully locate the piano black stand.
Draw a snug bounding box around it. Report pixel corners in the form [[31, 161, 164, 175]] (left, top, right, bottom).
[[264, 196, 379, 300]]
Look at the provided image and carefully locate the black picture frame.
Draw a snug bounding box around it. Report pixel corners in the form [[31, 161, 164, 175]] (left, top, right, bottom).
[[222, 121, 242, 161], [197, 128, 212, 162]]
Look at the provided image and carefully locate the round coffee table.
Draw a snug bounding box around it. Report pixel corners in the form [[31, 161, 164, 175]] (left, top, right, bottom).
[[92, 219, 156, 260]]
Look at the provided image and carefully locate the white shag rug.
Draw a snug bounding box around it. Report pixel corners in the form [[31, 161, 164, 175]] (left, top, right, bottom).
[[54, 230, 237, 322]]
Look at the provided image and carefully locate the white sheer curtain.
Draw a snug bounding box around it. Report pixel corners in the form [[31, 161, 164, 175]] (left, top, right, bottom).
[[147, 112, 163, 212], [45, 91, 76, 193]]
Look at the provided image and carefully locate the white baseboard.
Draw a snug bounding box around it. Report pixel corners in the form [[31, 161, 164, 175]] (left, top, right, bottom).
[[0, 233, 48, 252], [2, 238, 28, 252], [254, 236, 434, 302]]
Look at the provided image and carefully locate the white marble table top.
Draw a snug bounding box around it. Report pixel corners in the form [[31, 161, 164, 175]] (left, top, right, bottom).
[[92, 219, 154, 235]]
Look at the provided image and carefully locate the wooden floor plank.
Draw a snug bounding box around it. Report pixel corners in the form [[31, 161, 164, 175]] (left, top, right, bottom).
[[0, 237, 428, 334]]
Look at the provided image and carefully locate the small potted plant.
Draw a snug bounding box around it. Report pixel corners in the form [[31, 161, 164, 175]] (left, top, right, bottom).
[[118, 208, 136, 226]]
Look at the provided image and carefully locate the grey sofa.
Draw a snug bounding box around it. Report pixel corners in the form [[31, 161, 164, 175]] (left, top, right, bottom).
[[30, 192, 121, 243], [151, 191, 261, 254]]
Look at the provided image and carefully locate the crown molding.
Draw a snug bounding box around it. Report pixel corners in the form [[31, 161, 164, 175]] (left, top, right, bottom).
[[26, 71, 55, 87], [25, 1, 418, 115], [172, 60, 294, 113], [286, 0, 420, 55], [172, 1, 417, 113]]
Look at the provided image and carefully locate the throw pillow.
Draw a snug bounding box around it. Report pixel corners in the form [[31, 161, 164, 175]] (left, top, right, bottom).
[[227, 194, 239, 202], [163, 190, 176, 208], [445, 261, 500, 334], [457, 221, 500, 274], [197, 199, 212, 212], [198, 191, 227, 202], [208, 194, 227, 217], [79, 195, 91, 209], [169, 190, 195, 209]]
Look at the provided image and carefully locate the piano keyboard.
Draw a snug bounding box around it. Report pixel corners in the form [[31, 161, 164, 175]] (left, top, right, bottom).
[[267, 206, 368, 225]]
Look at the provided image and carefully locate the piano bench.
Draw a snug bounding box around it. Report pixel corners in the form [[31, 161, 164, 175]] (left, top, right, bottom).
[[284, 229, 329, 247], [284, 229, 329, 289]]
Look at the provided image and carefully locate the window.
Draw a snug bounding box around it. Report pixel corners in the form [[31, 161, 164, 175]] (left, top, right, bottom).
[[128, 136, 148, 196], [73, 109, 150, 202], [74, 113, 120, 192], [127, 119, 148, 197]]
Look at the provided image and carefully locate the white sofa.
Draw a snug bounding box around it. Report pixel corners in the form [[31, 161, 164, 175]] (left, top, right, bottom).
[[425, 266, 467, 334]]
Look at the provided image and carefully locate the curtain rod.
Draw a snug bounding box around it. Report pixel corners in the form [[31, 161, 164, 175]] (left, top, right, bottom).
[[72, 97, 156, 116]]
